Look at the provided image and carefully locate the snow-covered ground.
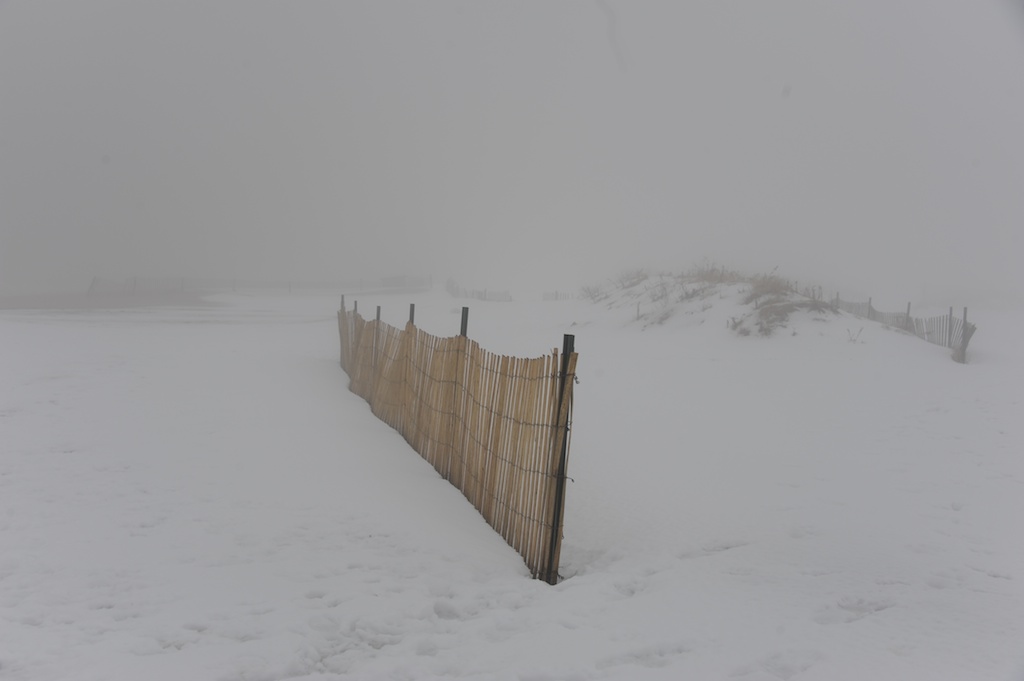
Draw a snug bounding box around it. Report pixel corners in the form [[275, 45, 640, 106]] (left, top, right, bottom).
[[1, 286, 1021, 680]]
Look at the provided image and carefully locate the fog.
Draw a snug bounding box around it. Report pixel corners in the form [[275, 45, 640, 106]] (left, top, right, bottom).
[[3, 1, 1023, 304]]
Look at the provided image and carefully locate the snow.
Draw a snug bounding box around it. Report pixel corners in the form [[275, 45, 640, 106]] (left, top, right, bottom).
[[1, 287, 1021, 680]]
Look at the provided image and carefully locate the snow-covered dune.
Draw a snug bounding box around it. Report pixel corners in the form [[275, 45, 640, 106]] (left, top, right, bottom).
[[1, 289, 1020, 680]]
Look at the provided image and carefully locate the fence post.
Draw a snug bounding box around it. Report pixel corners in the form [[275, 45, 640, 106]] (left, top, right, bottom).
[[449, 311, 470, 483], [339, 295, 348, 367], [374, 306, 381, 377], [963, 307, 968, 354], [545, 333, 577, 585], [409, 303, 416, 325], [905, 302, 912, 331], [948, 306, 953, 347], [867, 297, 873, 321], [954, 307, 974, 363]]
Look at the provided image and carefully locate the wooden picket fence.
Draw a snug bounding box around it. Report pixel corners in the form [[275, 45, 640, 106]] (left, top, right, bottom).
[[338, 300, 577, 584], [834, 296, 977, 363]]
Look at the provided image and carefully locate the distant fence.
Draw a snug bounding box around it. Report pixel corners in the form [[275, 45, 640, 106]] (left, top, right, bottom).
[[834, 295, 977, 363], [543, 291, 575, 302], [338, 299, 577, 584], [445, 279, 513, 302]]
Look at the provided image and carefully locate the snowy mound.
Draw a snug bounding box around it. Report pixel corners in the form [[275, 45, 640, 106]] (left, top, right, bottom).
[[576, 269, 931, 353]]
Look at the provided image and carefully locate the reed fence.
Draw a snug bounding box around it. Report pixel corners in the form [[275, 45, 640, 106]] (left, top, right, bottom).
[[338, 299, 577, 584], [543, 291, 575, 302], [445, 278, 513, 302], [834, 296, 977, 363]]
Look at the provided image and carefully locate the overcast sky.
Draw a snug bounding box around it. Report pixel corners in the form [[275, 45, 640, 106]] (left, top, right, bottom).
[[2, 1, 1023, 304]]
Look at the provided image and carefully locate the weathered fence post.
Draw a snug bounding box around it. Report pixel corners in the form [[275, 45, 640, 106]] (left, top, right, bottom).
[[409, 303, 416, 325], [953, 307, 975, 363], [867, 297, 874, 321], [374, 305, 381, 379], [544, 334, 577, 585], [342, 292, 350, 366], [947, 307, 954, 348], [905, 302, 912, 331], [442, 306, 470, 485]]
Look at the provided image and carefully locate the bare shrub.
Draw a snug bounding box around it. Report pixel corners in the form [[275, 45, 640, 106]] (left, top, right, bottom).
[[646, 278, 671, 303], [579, 285, 607, 303], [743, 272, 791, 305], [616, 269, 649, 290], [689, 260, 744, 285]]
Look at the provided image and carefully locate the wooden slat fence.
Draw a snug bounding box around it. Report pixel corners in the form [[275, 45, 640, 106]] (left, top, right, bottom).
[[445, 278, 513, 302], [338, 302, 577, 584], [835, 296, 977, 363]]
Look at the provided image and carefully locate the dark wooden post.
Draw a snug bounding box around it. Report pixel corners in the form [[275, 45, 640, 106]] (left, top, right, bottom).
[[409, 303, 416, 325], [460, 307, 469, 337], [948, 306, 953, 347], [954, 307, 973, 363], [545, 333, 576, 585], [338, 295, 347, 367], [963, 307, 968, 351], [373, 305, 381, 375]]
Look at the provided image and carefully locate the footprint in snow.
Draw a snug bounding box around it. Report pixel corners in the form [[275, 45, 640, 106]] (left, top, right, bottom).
[[813, 596, 894, 625], [731, 649, 823, 680], [679, 540, 750, 559]]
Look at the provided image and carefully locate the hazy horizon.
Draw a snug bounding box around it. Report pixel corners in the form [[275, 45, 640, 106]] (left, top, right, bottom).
[[3, 1, 1023, 306]]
